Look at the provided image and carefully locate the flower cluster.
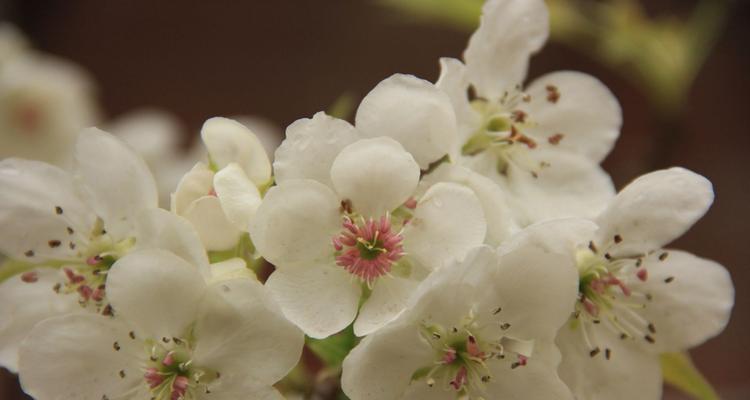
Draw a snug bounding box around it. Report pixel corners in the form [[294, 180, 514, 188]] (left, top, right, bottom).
[[0, 1, 734, 399]]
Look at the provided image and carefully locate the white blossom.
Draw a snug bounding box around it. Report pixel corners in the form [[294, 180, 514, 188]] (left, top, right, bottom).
[[18, 248, 303, 400], [107, 109, 205, 207], [543, 168, 734, 400], [251, 108, 487, 338], [0, 29, 99, 166], [342, 220, 592, 400], [436, 0, 621, 225], [171, 117, 269, 251], [0, 129, 204, 372]]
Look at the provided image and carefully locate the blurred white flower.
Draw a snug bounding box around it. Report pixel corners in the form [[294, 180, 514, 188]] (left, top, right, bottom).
[[342, 221, 590, 400], [436, 0, 621, 225], [0, 27, 99, 166], [0, 129, 206, 372], [0, 24, 28, 65], [252, 110, 487, 338], [107, 109, 204, 207], [544, 168, 734, 400], [233, 115, 283, 160], [172, 117, 270, 251], [18, 248, 303, 400]]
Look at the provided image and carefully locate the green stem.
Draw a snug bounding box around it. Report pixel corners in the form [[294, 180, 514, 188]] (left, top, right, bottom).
[[0, 258, 39, 283]]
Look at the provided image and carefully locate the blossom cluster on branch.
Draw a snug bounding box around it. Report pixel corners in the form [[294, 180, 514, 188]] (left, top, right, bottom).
[[0, 0, 734, 399]]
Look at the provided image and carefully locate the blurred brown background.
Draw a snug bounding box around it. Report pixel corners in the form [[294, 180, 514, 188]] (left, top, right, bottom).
[[1, 0, 748, 399]]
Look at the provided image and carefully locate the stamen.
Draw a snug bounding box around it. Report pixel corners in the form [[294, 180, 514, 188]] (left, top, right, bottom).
[[333, 215, 404, 285]]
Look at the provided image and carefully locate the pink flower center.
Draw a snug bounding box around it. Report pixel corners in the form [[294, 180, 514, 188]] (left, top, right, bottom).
[[332, 215, 404, 285]]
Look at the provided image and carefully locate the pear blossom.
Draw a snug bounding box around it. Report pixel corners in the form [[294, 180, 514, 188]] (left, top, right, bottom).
[[171, 117, 270, 251], [436, 0, 621, 225], [18, 248, 304, 400], [0, 41, 99, 167], [0, 24, 27, 65], [538, 167, 734, 400], [0, 128, 206, 372], [108, 109, 205, 207], [342, 220, 594, 400], [233, 115, 284, 159], [251, 108, 487, 338], [416, 162, 519, 247]]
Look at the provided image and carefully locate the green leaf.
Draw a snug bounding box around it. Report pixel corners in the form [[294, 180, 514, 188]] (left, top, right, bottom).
[[378, 0, 483, 31], [306, 325, 358, 368], [661, 352, 721, 400]]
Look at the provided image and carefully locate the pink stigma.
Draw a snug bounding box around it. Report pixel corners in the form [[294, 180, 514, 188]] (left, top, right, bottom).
[[442, 348, 457, 364], [162, 352, 175, 366], [450, 366, 468, 390], [86, 256, 102, 266], [333, 215, 404, 285], [144, 368, 164, 389], [466, 335, 485, 359], [171, 376, 189, 400], [637, 268, 648, 282]]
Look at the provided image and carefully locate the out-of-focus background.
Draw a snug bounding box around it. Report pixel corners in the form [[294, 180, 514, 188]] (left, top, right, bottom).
[[0, 0, 748, 399]]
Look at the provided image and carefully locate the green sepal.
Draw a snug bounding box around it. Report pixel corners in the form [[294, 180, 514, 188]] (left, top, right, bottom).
[[661, 352, 721, 400]]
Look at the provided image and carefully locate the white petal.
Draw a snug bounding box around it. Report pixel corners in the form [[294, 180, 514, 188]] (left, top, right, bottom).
[[233, 115, 284, 159], [556, 325, 662, 400], [330, 137, 420, 217], [464, 0, 549, 98], [355, 74, 457, 169], [201, 117, 272, 187], [265, 263, 361, 339], [484, 340, 574, 400], [18, 314, 143, 400], [342, 321, 434, 400], [107, 108, 182, 167], [0, 268, 80, 372], [419, 163, 517, 246], [182, 195, 242, 251], [171, 162, 214, 215], [0, 158, 94, 260], [274, 112, 358, 187], [435, 57, 480, 141], [631, 250, 733, 353], [498, 218, 598, 260], [595, 167, 714, 256], [403, 182, 486, 270], [490, 221, 583, 340], [200, 382, 285, 400], [249, 179, 341, 266], [354, 276, 418, 337], [505, 151, 615, 225], [213, 163, 262, 231], [193, 278, 303, 386], [522, 71, 621, 163], [73, 128, 158, 235], [106, 249, 206, 339], [133, 208, 210, 276]]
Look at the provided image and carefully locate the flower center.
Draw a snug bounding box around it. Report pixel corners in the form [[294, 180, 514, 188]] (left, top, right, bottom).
[[20, 211, 135, 315], [332, 215, 405, 286], [570, 236, 671, 360], [141, 336, 218, 400], [461, 85, 565, 178], [411, 314, 532, 399]]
